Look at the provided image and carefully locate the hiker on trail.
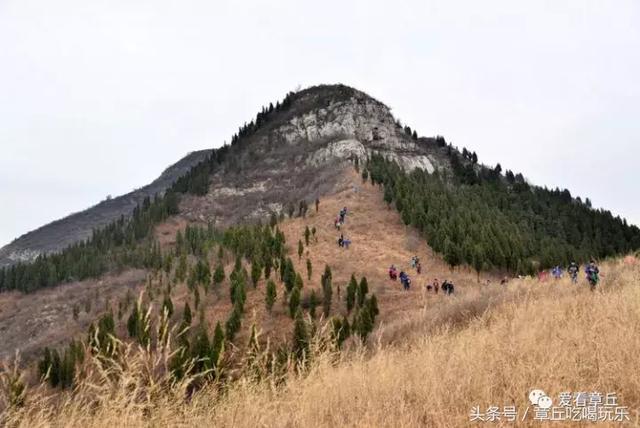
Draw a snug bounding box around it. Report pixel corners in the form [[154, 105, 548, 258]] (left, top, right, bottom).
[[343, 237, 351, 249], [552, 266, 562, 280], [586, 260, 600, 290], [500, 277, 509, 285], [339, 207, 348, 223], [399, 271, 411, 290], [433, 278, 439, 294], [568, 262, 579, 284], [389, 265, 398, 280], [410, 256, 420, 269], [442, 280, 455, 295], [416, 262, 422, 274], [338, 234, 344, 247], [538, 270, 549, 282]]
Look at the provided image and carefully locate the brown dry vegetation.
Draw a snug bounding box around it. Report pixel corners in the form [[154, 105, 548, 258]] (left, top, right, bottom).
[[0, 270, 146, 363], [2, 258, 638, 427], [2, 168, 639, 426]]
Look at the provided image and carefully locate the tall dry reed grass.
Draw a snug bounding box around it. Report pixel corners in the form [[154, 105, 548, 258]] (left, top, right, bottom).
[[2, 259, 639, 427]]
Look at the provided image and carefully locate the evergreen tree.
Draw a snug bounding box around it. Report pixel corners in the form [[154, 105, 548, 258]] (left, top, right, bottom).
[[225, 304, 242, 341], [265, 279, 277, 313], [210, 322, 225, 376], [289, 286, 301, 318], [306, 258, 312, 281], [298, 240, 304, 260], [213, 263, 225, 288], [309, 290, 319, 318], [292, 309, 309, 361], [321, 265, 333, 317], [304, 226, 311, 246], [331, 316, 351, 348], [346, 274, 357, 312], [182, 302, 193, 325], [357, 276, 369, 307], [251, 260, 262, 288]]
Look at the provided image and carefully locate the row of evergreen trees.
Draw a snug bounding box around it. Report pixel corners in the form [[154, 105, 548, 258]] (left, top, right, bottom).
[[0, 194, 178, 293], [365, 152, 640, 274]]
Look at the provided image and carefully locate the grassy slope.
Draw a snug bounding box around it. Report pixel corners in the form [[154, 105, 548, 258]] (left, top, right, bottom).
[[3, 169, 640, 426]]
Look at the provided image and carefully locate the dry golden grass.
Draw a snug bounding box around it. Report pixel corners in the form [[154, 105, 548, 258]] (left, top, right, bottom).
[[2, 257, 639, 427], [3, 168, 639, 426]]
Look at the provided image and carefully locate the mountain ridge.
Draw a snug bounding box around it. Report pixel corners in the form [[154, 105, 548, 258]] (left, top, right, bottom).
[[0, 149, 212, 267]]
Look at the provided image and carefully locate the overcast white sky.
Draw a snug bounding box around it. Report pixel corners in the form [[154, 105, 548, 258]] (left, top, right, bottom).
[[1, 0, 639, 247]]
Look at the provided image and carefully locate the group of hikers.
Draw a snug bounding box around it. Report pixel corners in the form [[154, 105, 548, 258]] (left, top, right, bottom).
[[540, 260, 601, 289], [329, 202, 601, 295], [335, 206, 352, 248], [388, 256, 455, 295]]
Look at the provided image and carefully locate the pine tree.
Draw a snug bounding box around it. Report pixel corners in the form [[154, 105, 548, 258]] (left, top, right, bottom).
[[306, 258, 312, 281], [331, 316, 351, 348], [292, 309, 309, 361], [225, 304, 242, 342], [210, 322, 225, 377], [298, 240, 304, 260], [357, 276, 369, 307], [295, 272, 303, 290], [213, 263, 225, 288], [321, 265, 333, 317], [265, 279, 277, 313], [304, 226, 311, 246], [283, 259, 296, 293], [288, 286, 301, 318], [346, 274, 357, 312], [251, 260, 262, 288], [309, 290, 319, 318], [190, 327, 211, 373]]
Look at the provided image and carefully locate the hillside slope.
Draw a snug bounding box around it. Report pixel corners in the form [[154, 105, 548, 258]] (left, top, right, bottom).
[[0, 168, 484, 361], [5, 256, 639, 426], [0, 150, 212, 267]]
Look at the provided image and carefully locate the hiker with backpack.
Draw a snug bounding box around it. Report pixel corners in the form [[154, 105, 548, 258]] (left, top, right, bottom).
[[442, 280, 455, 295], [586, 260, 600, 290], [399, 271, 411, 290], [552, 265, 562, 280], [568, 262, 579, 284], [338, 234, 344, 247], [389, 265, 398, 280], [339, 207, 347, 223]]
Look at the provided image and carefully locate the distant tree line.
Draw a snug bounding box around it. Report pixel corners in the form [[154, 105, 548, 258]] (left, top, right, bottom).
[[365, 152, 640, 274], [0, 194, 177, 293]]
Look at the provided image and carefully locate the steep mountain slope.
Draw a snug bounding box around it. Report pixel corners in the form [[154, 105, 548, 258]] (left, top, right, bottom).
[[0, 168, 484, 361], [0, 150, 212, 267], [177, 85, 449, 227]]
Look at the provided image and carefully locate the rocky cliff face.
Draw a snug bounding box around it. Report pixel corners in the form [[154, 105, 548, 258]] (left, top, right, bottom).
[[178, 85, 450, 227]]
